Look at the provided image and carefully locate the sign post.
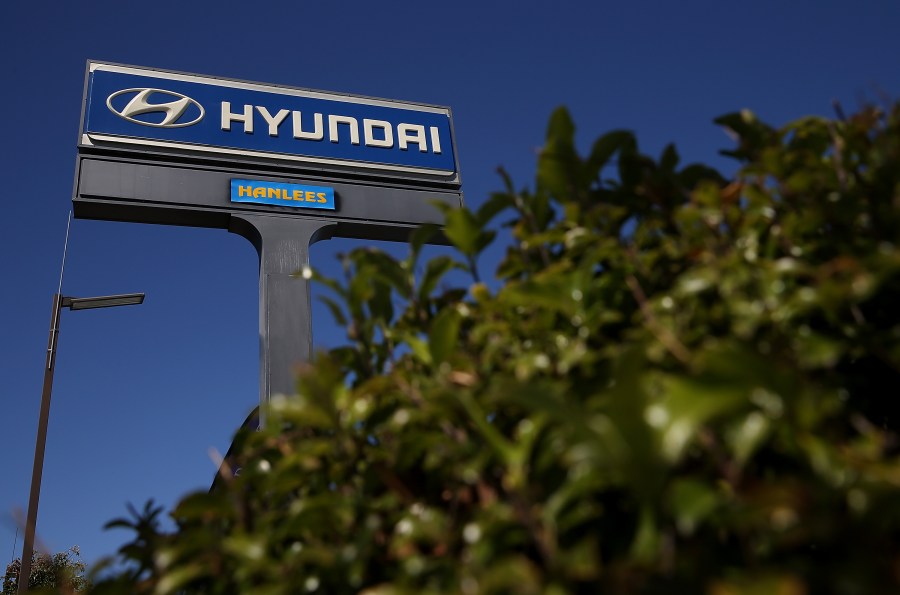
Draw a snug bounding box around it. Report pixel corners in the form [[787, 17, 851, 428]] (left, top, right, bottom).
[[73, 62, 462, 422], [229, 214, 336, 418]]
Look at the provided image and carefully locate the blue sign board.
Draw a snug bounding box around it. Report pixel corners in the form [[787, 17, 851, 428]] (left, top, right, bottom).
[[230, 179, 335, 210], [81, 63, 458, 178]]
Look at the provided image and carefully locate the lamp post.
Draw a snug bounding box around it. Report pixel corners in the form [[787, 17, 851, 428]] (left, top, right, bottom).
[[18, 292, 144, 595]]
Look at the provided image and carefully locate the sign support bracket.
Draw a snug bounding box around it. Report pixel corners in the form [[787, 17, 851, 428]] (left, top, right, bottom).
[[229, 214, 336, 427]]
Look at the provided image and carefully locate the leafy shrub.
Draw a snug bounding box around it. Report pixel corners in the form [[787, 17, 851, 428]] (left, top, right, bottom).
[[93, 102, 900, 594], [3, 546, 88, 594]]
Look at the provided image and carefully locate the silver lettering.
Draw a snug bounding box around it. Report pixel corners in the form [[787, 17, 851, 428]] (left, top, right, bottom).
[[221, 102, 254, 134], [398, 123, 427, 152], [429, 126, 442, 154], [292, 112, 324, 141], [328, 115, 360, 145], [363, 119, 394, 148], [256, 106, 290, 137]]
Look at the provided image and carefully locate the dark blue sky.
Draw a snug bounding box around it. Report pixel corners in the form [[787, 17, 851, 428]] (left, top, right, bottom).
[[2, 0, 899, 569]]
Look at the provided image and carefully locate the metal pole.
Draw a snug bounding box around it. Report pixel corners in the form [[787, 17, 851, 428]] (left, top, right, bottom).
[[18, 293, 63, 595], [229, 214, 335, 428]]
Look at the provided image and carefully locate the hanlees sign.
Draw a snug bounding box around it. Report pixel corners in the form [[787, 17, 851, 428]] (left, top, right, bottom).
[[230, 179, 336, 210]]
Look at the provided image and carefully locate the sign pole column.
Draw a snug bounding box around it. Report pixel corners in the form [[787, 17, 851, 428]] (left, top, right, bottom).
[[230, 214, 336, 427]]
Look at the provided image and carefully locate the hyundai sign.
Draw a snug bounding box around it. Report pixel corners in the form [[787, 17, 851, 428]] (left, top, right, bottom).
[[81, 62, 459, 183], [73, 61, 464, 421]]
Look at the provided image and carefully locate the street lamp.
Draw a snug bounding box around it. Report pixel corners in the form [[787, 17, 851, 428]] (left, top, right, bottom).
[[17, 292, 144, 595]]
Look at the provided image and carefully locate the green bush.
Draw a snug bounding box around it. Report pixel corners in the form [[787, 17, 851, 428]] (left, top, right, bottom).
[[4, 546, 88, 594], [93, 103, 900, 594]]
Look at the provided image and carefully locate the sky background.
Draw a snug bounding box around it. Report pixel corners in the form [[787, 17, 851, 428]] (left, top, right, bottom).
[[2, 0, 899, 572]]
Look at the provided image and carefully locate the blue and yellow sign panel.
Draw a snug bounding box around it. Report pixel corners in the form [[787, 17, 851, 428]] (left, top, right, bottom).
[[231, 179, 335, 210]]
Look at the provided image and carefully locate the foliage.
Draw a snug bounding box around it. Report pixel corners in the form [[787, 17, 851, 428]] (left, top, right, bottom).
[[3, 546, 89, 594], [93, 102, 900, 594]]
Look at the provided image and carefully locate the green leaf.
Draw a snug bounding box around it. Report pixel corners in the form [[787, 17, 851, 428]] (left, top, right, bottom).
[[537, 107, 579, 199], [443, 208, 484, 256], [651, 378, 744, 463], [605, 349, 666, 499], [667, 478, 720, 536], [418, 256, 461, 302], [367, 278, 394, 323], [713, 109, 759, 136], [660, 143, 679, 172], [629, 505, 659, 563], [318, 295, 348, 326], [679, 163, 725, 188], [616, 137, 643, 188], [403, 333, 432, 365], [456, 390, 519, 468], [476, 192, 514, 226], [545, 106, 576, 145], [586, 130, 634, 178], [356, 249, 409, 298], [310, 269, 347, 299], [155, 562, 206, 594], [500, 267, 582, 317], [726, 410, 772, 465], [428, 308, 462, 364], [408, 223, 441, 266], [793, 332, 844, 369]]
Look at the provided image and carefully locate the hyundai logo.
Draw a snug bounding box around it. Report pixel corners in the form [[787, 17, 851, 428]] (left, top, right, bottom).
[[106, 88, 204, 128]]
